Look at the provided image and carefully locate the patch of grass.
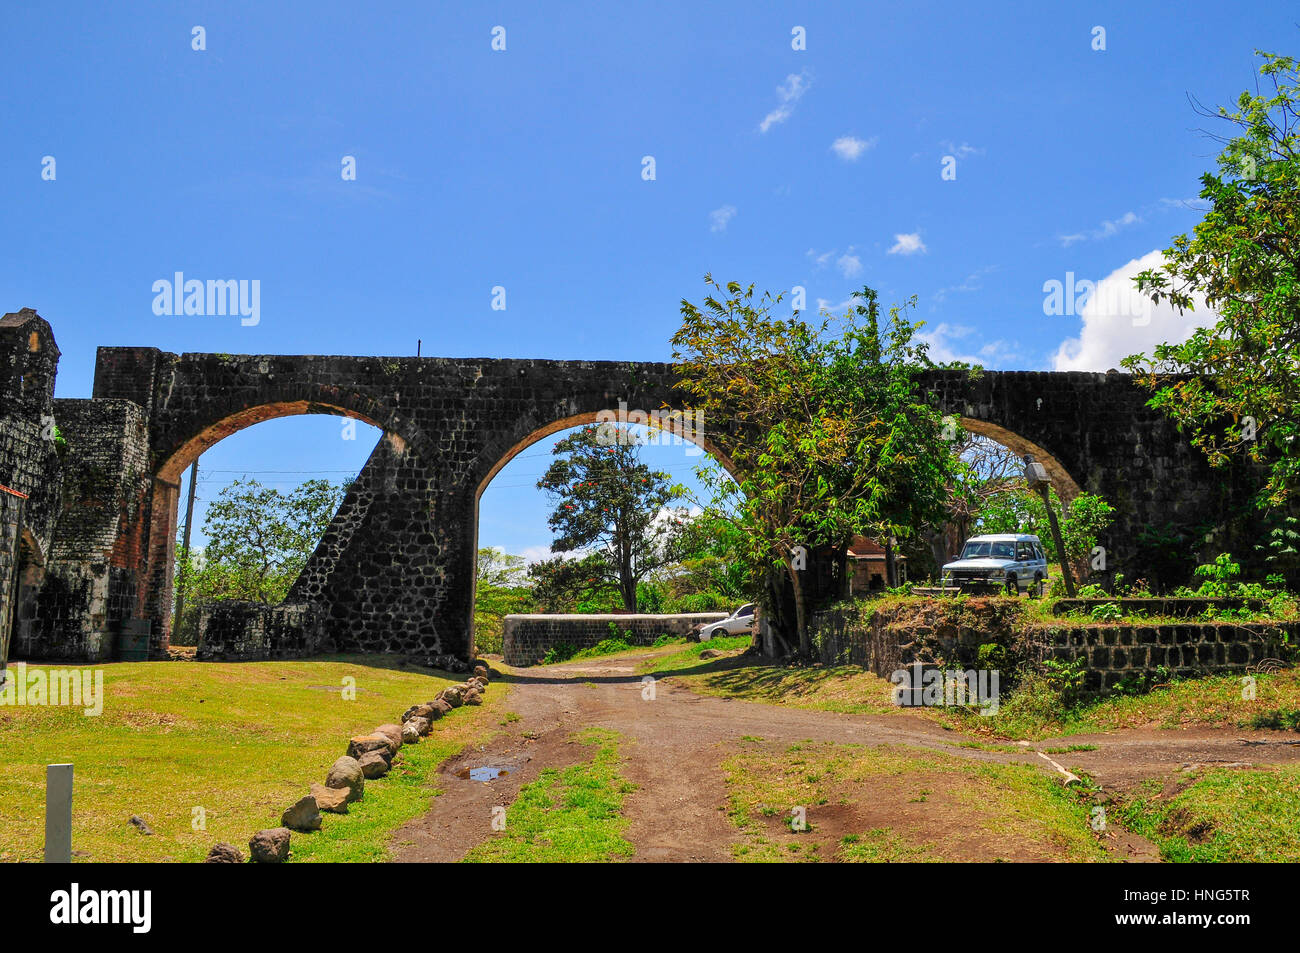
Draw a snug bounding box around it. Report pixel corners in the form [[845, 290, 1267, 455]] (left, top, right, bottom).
[[722, 739, 1112, 863], [642, 635, 754, 674], [571, 637, 633, 661], [462, 727, 636, 863], [0, 656, 502, 863], [1116, 765, 1300, 862], [1245, 707, 1300, 731], [1041, 744, 1098, 754], [839, 828, 938, 862]]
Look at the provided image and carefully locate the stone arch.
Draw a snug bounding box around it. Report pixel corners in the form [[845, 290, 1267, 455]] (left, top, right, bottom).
[[18, 528, 45, 568], [467, 409, 740, 657], [155, 396, 422, 484], [143, 395, 422, 651], [473, 410, 739, 501], [957, 416, 1083, 503]]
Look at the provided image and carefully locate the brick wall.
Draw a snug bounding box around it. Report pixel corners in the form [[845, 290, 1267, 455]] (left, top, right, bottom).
[[502, 612, 727, 666]]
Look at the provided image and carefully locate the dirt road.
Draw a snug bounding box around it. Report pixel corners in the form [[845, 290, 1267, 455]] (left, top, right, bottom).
[[391, 651, 1300, 862]]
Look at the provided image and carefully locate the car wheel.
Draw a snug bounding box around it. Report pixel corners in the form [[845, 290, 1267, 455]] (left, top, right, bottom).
[[1005, 574, 1018, 596], [1033, 573, 1044, 598]]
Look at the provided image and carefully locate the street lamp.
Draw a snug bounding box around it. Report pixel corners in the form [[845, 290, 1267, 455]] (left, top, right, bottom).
[[1024, 454, 1076, 598]]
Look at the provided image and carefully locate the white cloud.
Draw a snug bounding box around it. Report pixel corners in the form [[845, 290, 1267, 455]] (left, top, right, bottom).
[[836, 247, 862, 277], [933, 265, 995, 304], [1059, 210, 1141, 247], [917, 322, 1017, 367], [1050, 249, 1215, 371], [806, 248, 834, 268], [830, 135, 877, 161], [940, 140, 984, 159], [709, 204, 737, 232], [759, 71, 811, 133], [888, 232, 927, 255]]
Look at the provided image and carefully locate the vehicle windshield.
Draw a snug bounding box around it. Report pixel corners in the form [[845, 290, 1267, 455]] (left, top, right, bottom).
[[960, 541, 1015, 560]]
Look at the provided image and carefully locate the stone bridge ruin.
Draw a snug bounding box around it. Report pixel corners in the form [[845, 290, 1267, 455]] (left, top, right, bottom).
[[0, 308, 1257, 672]]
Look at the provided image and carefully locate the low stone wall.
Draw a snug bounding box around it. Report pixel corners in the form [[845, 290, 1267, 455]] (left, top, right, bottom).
[[196, 601, 332, 661], [1037, 621, 1299, 692], [808, 599, 1298, 694], [502, 612, 727, 666]]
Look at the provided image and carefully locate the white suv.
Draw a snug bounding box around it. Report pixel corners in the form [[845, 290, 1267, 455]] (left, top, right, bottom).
[[941, 534, 1049, 596]]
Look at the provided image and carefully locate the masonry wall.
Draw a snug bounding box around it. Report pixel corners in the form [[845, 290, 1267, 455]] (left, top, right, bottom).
[[502, 613, 728, 666], [807, 600, 1299, 694], [0, 310, 62, 678], [195, 601, 331, 661], [0, 492, 23, 681], [1036, 621, 1299, 692], [16, 398, 152, 661]]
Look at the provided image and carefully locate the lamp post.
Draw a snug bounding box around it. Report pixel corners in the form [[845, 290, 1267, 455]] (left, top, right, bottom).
[[1024, 455, 1075, 598]]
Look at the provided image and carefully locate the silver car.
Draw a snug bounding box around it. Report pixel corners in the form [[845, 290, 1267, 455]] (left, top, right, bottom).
[[699, 603, 757, 641], [941, 534, 1049, 596]]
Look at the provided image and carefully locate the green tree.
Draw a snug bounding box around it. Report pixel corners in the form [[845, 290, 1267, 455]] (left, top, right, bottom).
[[183, 477, 349, 606], [536, 425, 682, 611], [1121, 52, 1300, 507], [473, 547, 533, 653], [672, 278, 955, 656]]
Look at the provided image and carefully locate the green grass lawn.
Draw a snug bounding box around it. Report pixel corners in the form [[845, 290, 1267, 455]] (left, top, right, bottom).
[[0, 656, 502, 863], [462, 726, 636, 863], [641, 635, 755, 673], [1115, 765, 1300, 862]]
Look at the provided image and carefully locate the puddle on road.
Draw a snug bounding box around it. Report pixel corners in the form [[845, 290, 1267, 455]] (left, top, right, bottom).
[[456, 766, 510, 782]]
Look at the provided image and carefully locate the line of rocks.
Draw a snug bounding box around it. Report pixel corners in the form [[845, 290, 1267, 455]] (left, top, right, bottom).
[[203, 661, 493, 863]]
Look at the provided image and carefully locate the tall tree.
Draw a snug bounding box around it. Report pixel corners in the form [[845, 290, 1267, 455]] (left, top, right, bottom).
[[186, 477, 349, 605], [1121, 52, 1300, 507], [672, 278, 955, 656], [536, 425, 681, 611]]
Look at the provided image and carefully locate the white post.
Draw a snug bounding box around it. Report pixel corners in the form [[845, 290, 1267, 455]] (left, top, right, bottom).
[[44, 763, 73, 863]]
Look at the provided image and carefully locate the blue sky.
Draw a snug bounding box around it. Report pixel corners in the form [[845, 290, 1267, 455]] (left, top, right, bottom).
[[2, 1, 1293, 556]]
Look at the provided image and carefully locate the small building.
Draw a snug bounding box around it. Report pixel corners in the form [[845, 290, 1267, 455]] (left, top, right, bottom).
[[847, 536, 906, 593]]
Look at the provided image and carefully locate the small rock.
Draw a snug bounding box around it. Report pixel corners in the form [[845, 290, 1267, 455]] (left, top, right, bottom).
[[440, 685, 465, 708], [372, 724, 403, 751], [402, 702, 437, 723], [472, 663, 490, 682], [204, 842, 245, 864], [358, 750, 390, 779], [401, 722, 421, 745], [325, 755, 365, 802], [310, 782, 351, 814], [348, 733, 396, 761], [408, 716, 432, 737], [281, 795, 322, 832], [699, 649, 722, 659], [128, 815, 154, 835], [249, 828, 291, 863], [463, 688, 483, 706], [430, 699, 452, 719]]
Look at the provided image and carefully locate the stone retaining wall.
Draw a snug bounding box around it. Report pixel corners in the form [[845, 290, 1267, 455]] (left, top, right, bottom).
[[196, 601, 331, 661], [807, 599, 1298, 694], [1036, 621, 1299, 692], [502, 612, 727, 666]]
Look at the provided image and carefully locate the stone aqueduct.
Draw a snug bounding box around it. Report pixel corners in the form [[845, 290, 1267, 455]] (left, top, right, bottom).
[[0, 308, 1250, 671]]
